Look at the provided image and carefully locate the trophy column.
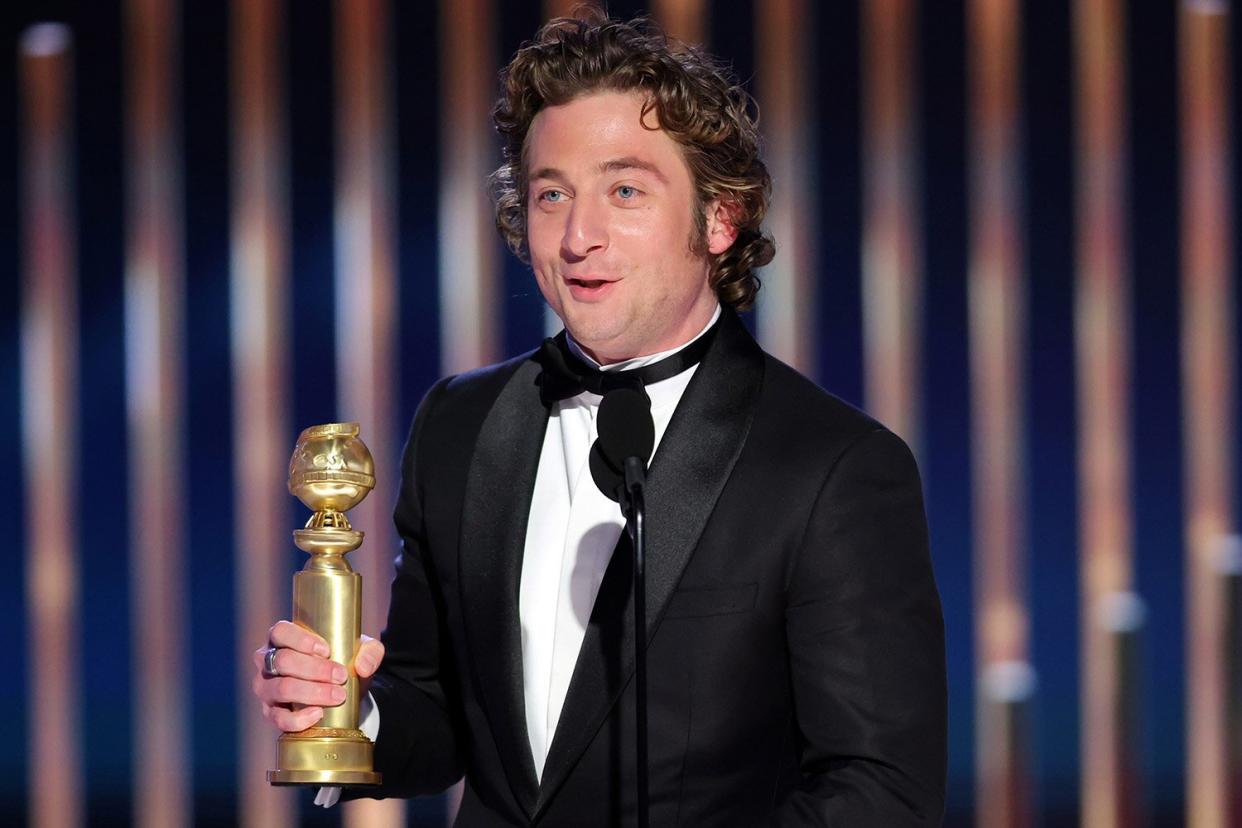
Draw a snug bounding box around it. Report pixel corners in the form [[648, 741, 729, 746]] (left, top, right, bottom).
[[267, 423, 382, 786]]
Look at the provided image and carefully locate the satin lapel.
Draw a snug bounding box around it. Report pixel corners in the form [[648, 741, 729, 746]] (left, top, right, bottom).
[[535, 310, 765, 814], [459, 357, 547, 817]]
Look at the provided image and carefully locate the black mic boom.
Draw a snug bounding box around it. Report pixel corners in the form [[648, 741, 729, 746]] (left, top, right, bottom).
[[587, 384, 655, 828]]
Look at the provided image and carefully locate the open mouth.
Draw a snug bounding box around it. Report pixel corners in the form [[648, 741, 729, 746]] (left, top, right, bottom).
[[569, 278, 609, 289]]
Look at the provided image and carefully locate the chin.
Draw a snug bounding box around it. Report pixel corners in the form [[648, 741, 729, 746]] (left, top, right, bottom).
[[561, 310, 623, 344], [565, 326, 619, 352], [564, 324, 634, 361]]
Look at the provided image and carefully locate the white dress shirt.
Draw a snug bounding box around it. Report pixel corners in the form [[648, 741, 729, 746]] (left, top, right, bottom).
[[317, 305, 719, 806], [519, 305, 719, 780]]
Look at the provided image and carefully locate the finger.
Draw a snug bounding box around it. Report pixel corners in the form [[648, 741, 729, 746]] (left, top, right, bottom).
[[271, 704, 323, 732], [271, 648, 347, 684], [264, 702, 325, 732], [252, 644, 283, 676], [353, 638, 385, 678], [267, 620, 331, 657], [259, 675, 348, 708]]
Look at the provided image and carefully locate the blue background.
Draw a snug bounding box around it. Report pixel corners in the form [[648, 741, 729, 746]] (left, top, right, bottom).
[[0, 0, 1224, 824]]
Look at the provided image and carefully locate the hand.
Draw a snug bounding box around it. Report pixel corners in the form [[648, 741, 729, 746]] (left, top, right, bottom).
[[251, 620, 386, 733]]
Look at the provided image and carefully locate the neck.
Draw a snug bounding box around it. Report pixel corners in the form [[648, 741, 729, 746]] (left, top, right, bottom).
[[572, 302, 722, 367], [569, 304, 722, 369]]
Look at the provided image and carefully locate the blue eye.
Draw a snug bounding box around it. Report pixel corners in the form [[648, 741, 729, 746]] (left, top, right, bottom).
[[616, 185, 637, 199], [541, 190, 564, 203]]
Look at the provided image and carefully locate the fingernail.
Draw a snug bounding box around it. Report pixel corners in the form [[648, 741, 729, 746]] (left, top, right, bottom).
[[314, 641, 330, 658], [331, 665, 347, 683], [332, 686, 346, 703], [357, 658, 373, 674]]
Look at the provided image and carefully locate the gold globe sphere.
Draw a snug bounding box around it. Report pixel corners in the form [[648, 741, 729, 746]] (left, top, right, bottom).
[[288, 422, 376, 514]]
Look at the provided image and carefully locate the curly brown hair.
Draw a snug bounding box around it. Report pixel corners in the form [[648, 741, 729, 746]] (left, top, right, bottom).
[[490, 13, 774, 310]]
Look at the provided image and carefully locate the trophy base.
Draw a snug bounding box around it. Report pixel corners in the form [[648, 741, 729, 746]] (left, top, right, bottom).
[[267, 727, 382, 787], [267, 769, 382, 786]]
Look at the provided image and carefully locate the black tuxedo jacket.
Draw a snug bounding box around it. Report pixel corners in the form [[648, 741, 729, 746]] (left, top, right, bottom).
[[359, 309, 946, 826]]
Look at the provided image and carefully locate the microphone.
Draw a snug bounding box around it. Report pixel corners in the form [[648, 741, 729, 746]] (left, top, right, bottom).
[[587, 384, 655, 828], [589, 386, 654, 504]]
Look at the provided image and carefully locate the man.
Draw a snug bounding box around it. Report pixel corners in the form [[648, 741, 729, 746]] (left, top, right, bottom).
[[253, 14, 946, 826]]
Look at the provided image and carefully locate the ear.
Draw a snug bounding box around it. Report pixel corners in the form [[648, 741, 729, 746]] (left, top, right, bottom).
[[704, 198, 740, 255]]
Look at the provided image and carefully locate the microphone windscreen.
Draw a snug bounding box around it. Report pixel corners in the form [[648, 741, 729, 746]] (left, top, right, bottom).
[[596, 387, 654, 466], [589, 441, 623, 503]]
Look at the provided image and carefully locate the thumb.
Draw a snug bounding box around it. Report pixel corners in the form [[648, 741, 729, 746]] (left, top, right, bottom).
[[354, 635, 385, 679]]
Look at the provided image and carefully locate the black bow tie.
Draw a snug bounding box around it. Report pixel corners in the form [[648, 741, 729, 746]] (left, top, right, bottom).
[[535, 319, 719, 406]]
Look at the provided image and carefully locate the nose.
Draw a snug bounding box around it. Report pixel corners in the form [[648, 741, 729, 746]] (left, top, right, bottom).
[[561, 198, 608, 260]]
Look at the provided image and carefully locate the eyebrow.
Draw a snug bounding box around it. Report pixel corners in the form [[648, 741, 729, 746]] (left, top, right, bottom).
[[528, 156, 669, 186], [598, 156, 669, 184]]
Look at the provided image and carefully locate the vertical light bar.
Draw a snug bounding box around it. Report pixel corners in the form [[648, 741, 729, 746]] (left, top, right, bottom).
[[968, 0, 1033, 825], [1073, 0, 1143, 825], [19, 23, 83, 828], [650, 0, 707, 46], [861, 0, 922, 450], [756, 0, 817, 375], [125, 1, 190, 825], [231, 0, 294, 824], [1180, 3, 1236, 826], [437, 2, 495, 817], [439, 0, 498, 374], [334, 1, 405, 824]]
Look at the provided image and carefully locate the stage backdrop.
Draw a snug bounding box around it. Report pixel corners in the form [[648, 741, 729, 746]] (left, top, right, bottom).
[[1, 1, 1236, 826]]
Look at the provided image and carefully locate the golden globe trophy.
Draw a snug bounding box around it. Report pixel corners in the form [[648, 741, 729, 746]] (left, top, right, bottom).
[[267, 422, 382, 786]]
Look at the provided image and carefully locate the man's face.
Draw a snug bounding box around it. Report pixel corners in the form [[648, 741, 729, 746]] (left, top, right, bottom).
[[525, 90, 735, 364]]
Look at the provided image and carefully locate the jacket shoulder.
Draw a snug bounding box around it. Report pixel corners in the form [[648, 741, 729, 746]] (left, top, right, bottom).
[[438, 349, 536, 410], [413, 350, 534, 428], [746, 354, 923, 496], [757, 355, 889, 445], [403, 349, 539, 470]]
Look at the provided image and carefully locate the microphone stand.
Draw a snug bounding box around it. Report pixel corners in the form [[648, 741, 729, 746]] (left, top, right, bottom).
[[622, 456, 649, 828]]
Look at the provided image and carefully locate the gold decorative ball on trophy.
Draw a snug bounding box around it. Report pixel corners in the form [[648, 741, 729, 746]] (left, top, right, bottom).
[[267, 422, 382, 786]]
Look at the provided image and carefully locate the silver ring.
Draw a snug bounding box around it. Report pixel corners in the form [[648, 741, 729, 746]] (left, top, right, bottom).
[[263, 646, 280, 678]]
